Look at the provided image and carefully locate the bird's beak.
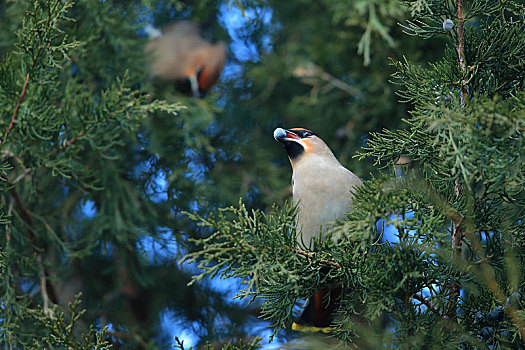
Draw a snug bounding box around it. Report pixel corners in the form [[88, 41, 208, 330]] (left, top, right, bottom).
[[274, 128, 301, 143]]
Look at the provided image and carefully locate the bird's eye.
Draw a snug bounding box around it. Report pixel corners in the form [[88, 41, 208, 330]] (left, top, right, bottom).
[[303, 131, 312, 137]]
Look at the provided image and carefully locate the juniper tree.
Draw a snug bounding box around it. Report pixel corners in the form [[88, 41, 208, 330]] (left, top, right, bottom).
[[0, 0, 233, 348], [0, 0, 426, 348], [184, 0, 525, 348], [0, 0, 504, 348]]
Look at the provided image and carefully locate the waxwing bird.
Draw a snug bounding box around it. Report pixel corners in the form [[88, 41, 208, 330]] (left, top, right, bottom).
[[145, 21, 226, 98], [273, 127, 362, 245], [274, 127, 363, 329]]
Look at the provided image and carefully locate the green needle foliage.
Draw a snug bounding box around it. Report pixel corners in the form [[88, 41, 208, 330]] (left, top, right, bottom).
[[183, 202, 305, 337], [0, 0, 192, 348], [2, 0, 521, 348], [185, 0, 525, 348], [30, 294, 112, 350], [173, 335, 262, 350]]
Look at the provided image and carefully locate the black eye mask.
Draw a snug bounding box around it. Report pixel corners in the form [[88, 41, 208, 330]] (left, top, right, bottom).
[[284, 141, 305, 161]]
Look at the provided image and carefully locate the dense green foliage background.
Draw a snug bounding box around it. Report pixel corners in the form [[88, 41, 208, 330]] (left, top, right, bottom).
[[1, 0, 523, 349]]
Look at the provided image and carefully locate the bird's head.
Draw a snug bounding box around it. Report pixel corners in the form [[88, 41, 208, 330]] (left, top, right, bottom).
[[274, 127, 335, 165]]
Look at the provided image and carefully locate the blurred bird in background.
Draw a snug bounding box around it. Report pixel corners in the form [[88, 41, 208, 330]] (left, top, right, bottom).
[[145, 21, 226, 98], [274, 127, 363, 330]]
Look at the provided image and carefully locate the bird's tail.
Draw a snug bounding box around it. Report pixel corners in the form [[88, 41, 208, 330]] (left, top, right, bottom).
[[292, 286, 342, 332]]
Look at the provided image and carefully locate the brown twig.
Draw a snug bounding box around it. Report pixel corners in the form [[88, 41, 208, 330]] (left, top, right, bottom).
[[51, 130, 85, 158], [9, 187, 58, 309], [292, 62, 362, 98], [456, 0, 467, 106], [413, 293, 441, 317], [10, 167, 32, 186], [5, 199, 13, 241], [173, 336, 187, 350], [295, 248, 342, 269], [448, 0, 467, 317], [241, 242, 342, 269], [0, 74, 30, 149]]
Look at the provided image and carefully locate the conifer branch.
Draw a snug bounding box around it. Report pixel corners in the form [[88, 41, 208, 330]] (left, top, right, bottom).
[[456, 0, 467, 106], [448, 0, 467, 317], [51, 130, 85, 158], [292, 62, 363, 98], [413, 293, 441, 317], [173, 336, 186, 350], [294, 248, 342, 269], [9, 187, 58, 309], [0, 74, 30, 149], [5, 199, 13, 242], [10, 167, 32, 186]]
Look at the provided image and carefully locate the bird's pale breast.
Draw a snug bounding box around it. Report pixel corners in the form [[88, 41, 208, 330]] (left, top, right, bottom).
[[292, 158, 362, 246]]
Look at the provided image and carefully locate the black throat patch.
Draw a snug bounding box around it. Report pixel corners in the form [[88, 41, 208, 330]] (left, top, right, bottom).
[[284, 141, 304, 161]]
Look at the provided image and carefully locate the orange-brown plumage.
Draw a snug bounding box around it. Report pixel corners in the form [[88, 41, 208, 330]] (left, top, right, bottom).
[[145, 21, 226, 97]]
